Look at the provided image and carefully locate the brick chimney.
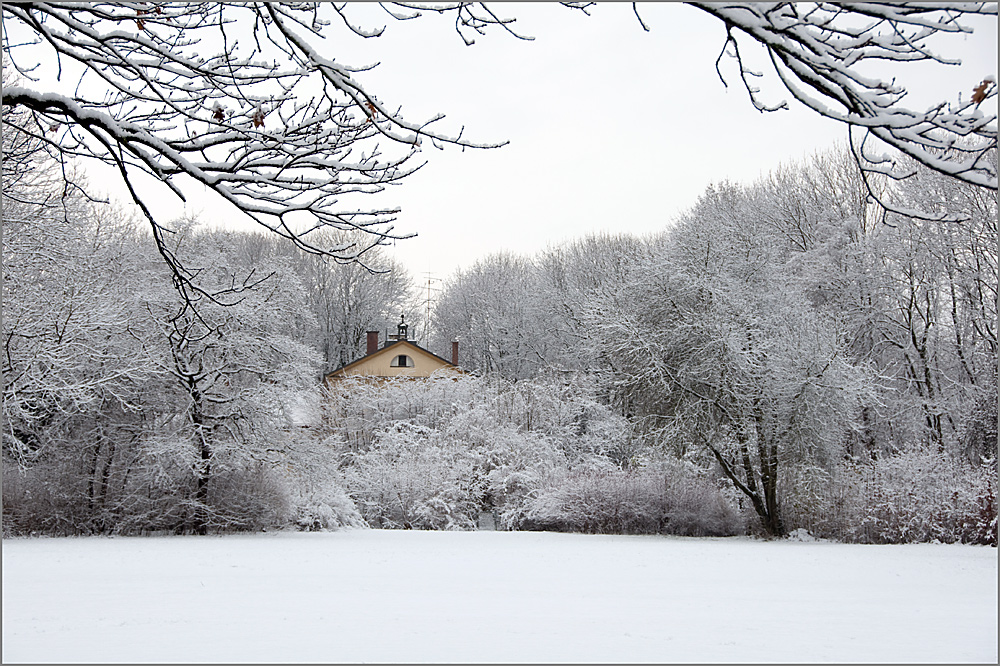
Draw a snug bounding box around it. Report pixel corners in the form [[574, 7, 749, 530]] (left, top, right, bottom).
[[366, 331, 379, 356], [451, 339, 459, 367]]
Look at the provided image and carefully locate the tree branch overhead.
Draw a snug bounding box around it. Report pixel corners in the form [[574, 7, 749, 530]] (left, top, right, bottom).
[[1, 2, 506, 289], [690, 2, 997, 189]]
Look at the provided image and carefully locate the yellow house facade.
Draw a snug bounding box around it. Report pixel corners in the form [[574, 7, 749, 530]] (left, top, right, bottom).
[[323, 318, 462, 383]]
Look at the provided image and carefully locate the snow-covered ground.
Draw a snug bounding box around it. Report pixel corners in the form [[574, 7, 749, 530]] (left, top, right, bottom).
[[2, 529, 996, 663]]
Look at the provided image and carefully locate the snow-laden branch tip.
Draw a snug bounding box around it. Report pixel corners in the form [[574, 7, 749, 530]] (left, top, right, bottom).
[[689, 2, 998, 190]]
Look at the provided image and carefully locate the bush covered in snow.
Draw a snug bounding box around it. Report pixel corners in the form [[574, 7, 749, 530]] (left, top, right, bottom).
[[343, 422, 480, 530], [510, 460, 745, 536], [781, 453, 997, 545], [849, 454, 997, 546], [326, 371, 749, 537], [329, 374, 739, 535]]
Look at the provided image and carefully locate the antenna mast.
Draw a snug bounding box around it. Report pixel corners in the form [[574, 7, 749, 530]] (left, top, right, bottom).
[[422, 272, 442, 342]]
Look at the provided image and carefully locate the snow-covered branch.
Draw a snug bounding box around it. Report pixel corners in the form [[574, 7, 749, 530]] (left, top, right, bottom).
[[1, 2, 506, 286], [690, 2, 998, 189]]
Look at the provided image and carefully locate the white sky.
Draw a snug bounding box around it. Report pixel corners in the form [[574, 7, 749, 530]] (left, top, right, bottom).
[[68, 3, 998, 284], [354, 2, 854, 281]]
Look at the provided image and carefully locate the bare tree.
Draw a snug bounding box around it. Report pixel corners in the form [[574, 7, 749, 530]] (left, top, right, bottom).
[[683, 2, 997, 208]]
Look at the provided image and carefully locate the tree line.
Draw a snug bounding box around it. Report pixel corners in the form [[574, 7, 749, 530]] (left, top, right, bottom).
[[5, 124, 995, 543], [430, 144, 997, 542], [3, 2, 996, 543], [2, 107, 415, 535]]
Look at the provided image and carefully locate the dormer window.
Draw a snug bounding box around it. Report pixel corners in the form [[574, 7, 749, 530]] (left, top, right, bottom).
[[390, 354, 414, 368]]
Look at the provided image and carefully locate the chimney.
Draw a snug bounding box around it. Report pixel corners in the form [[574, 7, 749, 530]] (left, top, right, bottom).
[[366, 331, 379, 356], [451, 339, 459, 367]]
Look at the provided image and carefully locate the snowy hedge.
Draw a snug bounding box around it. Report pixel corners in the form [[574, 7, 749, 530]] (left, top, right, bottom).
[[343, 422, 481, 530], [510, 461, 745, 537]]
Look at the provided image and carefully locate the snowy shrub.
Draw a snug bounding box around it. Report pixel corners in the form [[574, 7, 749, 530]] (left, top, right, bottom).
[[202, 463, 294, 532], [326, 372, 738, 535], [283, 460, 365, 531], [343, 422, 480, 530], [289, 483, 365, 532], [850, 453, 996, 545], [325, 375, 483, 452], [512, 460, 744, 537], [2, 462, 77, 536], [779, 463, 858, 540], [1, 432, 191, 536], [442, 402, 569, 527], [783, 453, 997, 545]]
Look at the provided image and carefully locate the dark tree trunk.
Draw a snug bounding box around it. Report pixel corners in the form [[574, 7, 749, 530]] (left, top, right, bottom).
[[189, 381, 211, 536], [758, 439, 784, 537], [709, 431, 785, 538], [192, 422, 211, 535]]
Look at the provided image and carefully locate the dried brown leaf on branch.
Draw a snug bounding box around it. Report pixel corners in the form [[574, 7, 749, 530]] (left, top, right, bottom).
[[971, 79, 992, 105]]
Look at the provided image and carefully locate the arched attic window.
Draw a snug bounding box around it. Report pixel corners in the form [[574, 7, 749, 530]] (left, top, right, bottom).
[[390, 354, 414, 368]]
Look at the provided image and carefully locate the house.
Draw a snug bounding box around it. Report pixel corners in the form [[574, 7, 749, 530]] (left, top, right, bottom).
[[323, 316, 462, 383]]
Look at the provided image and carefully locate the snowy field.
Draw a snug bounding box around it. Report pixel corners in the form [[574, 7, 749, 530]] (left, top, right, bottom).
[[2, 530, 996, 664]]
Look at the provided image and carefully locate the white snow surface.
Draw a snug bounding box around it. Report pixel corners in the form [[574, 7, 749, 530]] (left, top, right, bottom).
[[2, 530, 996, 663]]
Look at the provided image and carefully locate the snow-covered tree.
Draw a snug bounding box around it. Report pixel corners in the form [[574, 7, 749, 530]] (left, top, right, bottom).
[[2, 113, 153, 471], [430, 252, 547, 379], [136, 225, 323, 533], [2, 127, 165, 531], [587, 182, 872, 536], [3, 183, 331, 533], [533, 233, 654, 375], [236, 229, 417, 373]]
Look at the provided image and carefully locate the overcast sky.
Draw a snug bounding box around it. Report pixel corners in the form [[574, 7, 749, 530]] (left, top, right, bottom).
[[84, 3, 997, 285], [322, 3, 998, 284]]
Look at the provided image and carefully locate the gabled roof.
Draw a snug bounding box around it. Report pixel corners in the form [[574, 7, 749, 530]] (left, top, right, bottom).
[[324, 339, 461, 382]]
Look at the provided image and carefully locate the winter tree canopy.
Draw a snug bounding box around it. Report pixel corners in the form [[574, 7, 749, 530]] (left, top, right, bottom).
[[2, 2, 996, 290], [0, 2, 511, 292]]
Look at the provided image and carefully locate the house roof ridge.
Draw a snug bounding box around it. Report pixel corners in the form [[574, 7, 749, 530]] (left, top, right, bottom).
[[324, 337, 460, 381]]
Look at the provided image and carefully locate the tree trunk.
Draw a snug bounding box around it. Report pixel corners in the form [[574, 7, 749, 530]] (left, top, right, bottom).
[[190, 385, 211, 536], [758, 438, 785, 537], [708, 431, 785, 538]]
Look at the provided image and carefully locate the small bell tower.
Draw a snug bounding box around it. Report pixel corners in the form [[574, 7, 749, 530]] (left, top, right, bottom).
[[388, 314, 409, 343]]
